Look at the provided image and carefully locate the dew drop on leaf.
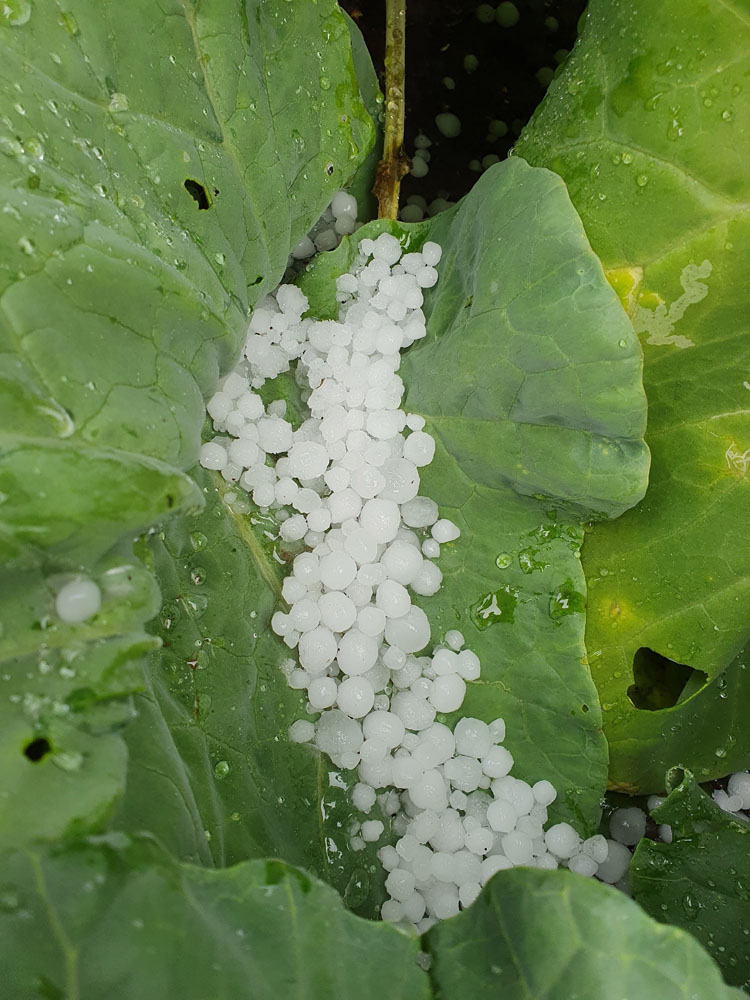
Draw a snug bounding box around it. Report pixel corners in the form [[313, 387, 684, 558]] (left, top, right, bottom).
[[0, 0, 30, 26]]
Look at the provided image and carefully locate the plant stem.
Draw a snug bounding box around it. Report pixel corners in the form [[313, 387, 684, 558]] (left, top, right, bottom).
[[374, 0, 408, 220]]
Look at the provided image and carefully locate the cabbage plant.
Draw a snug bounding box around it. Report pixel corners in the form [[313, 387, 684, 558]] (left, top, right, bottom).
[[1, 0, 748, 997]]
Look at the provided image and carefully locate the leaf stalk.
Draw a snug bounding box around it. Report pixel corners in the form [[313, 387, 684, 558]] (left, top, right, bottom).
[[374, 0, 408, 220]]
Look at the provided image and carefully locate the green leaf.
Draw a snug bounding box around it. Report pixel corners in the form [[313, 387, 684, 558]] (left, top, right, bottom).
[[0, 547, 159, 849], [426, 867, 742, 1000], [404, 159, 648, 832], [1, 0, 374, 563], [0, 0, 375, 848], [515, 0, 750, 791], [114, 471, 387, 915], [298, 158, 649, 833], [0, 835, 430, 1000], [631, 770, 750, 992]]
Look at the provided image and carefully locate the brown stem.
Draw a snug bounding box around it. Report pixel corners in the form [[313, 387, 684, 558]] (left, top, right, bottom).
[[374, 0, 408, 220]]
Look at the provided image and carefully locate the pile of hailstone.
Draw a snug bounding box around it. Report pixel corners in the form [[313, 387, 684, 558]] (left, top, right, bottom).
[[200, 197, 610, 929]]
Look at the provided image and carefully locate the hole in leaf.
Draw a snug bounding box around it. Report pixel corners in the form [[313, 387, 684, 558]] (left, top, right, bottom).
[[24, 737, 51, 762], [184, 178, 210, 210], [628, 647, 708, 711]]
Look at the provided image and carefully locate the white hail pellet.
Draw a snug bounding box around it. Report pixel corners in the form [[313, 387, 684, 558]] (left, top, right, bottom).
[[609, 806, 647, 846], [55, 577, 102, 624], [595, 840, 632, 884], [728, 771, 750, 809], [198, 206, 591, 928]]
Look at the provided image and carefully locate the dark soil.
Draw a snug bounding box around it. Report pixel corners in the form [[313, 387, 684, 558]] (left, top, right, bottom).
[[341, 0, 587, 207]]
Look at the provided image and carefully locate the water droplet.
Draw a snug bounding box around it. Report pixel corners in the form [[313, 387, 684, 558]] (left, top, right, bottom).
[[58, 10, 79, 35], [721, 109, 733, 121], [549, 581, 586, 620], [52, 750, 83, 772], [471, 586, 518, 628], [0, 888, 20, 912], [495, 552, 512, 569], [25, 137, 44, 160], [214, 760, 230, 779], [0, 136, 23, 158], [190, 531, 208, 552], [343, 867, 370, 907], [636, 174, 649, 187], [319, 76, 330, 91], [666, 117, 684, 141], [17, 236, 34, 255], [618, 338, 628, 348], [214, 252, 226, 266], [0, 0, 30, 26], [108, 92, 129, 113], [621, 151, 633, 165]]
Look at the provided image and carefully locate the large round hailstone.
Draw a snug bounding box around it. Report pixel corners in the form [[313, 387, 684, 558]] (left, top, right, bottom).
[[410, 561, 442, 597], [414, 722, 455, 766], [288, 598, 321, 632], [327, 487, 363, 524], [315, 709, 364, 756], [381, 539, 423, 585], [337, 629, 379, 675], [317, 591, 357, 632], [385, 605, 430, 653], [319, 551, 357, 590], [487, 799, 518, 833], [409, 769, 448, 811], [596, 840, 632, 884], [337, 676, 375, 718], [582, 834, 609, 864], [391, 756, 424, 788], [307, 676, 338, 710], [728, 771, 750, 808], [350, 464, 386, 500], [609, 806, 647, 846], [287, 441, 329, 479], [501, 831, 534, 865], [55, 577, 102, 623], [343, 526, 378, 565], [482, 745, 514, 777], [379, 459, 420, 504], [429, 674, 466, 712], [400, 496, 439, 528], [199, 442, 228, 471], [359, 498, 400, 543], [454, 717, 492, 758], [363, 710, 405, 749], [257, 416, 293, 454], [376, 579, 411, 618], [494, 776, 535, 816], [298, 626, 338, 674], [391, 691, 436, 731], [435, 112, 462, 138], [357, 605, 386, 637], [403, 432, 435, 468], [544, 822, 581, 860]]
